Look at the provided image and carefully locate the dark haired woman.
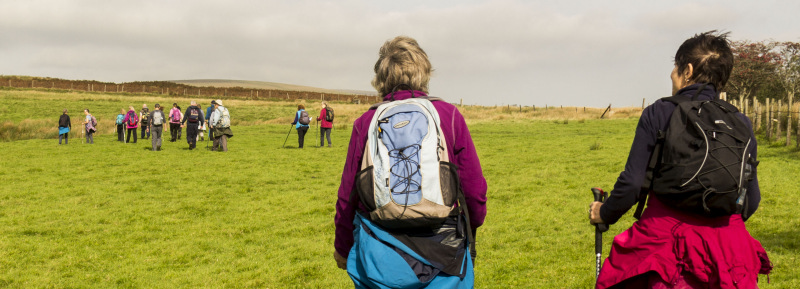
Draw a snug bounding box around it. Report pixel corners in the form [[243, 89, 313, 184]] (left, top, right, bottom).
[[58, 109, 71, 145], [290, 104, 309, 148], [588, 31, 770, 288]]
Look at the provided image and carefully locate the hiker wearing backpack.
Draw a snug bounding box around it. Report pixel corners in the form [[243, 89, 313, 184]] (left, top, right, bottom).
[[139, 104, 150, 140], [123, 106, 139, 143], [209, 99, 233, 152], [116, 109, 126, 142], [148, 103, 167, 151], [58, 109, 71, 145], [197, 104, 205, 142], [317, 102, 333, 147], [82, 108, 97, 144], [290, 104, 310, 148], [588, 31, 770, 288], [180, 100, 205, 150], [169, 103, 181, 142], [177, 106, 184, 140], [334, 36, 487, 288], [206, 100, 215, 143]]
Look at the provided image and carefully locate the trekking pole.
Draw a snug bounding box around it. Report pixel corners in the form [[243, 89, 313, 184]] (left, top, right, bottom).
[[282, 125, 293, 148], [591, 187, 609, 280]]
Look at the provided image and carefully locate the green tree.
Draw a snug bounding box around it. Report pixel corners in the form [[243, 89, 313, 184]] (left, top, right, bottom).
[[727, 40, 782, 105]]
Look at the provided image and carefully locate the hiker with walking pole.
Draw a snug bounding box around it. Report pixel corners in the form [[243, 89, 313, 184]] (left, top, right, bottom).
[[334, 36, 487, 288], [591, 188, 608, 280], [588, 31, 771, 288], [318, 101, 333, 147], [290, 104, 310, 148], [281, 124, 293, 148]]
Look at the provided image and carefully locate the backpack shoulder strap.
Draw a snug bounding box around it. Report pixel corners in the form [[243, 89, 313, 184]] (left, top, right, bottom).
[[368, 96, 443, 110]]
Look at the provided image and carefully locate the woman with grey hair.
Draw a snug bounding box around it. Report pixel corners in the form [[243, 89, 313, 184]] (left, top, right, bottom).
[[334, 36, 487, 288]]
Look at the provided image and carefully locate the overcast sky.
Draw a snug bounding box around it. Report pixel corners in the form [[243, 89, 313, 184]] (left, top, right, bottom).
[[2, 0, 799, 107]]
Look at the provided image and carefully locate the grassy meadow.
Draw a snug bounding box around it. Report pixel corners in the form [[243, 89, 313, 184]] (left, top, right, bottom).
[[0, 88, 798, 288]]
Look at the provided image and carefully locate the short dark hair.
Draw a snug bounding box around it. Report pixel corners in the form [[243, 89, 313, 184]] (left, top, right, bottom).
[[674, 30, 734, 91], [297, 104, 305, 110], [84, 108, 90, 113]]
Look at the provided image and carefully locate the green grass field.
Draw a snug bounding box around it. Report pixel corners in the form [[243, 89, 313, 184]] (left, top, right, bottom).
[[1, 89, 798, 288]]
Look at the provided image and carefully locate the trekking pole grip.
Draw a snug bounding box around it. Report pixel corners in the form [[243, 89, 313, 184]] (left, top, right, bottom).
[[591, 188, 609, 233]]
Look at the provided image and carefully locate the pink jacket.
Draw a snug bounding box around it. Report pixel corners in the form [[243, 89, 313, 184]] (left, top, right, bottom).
[[334, 90, 488, 258], [169, 108, 181, 124], [597, 196, 771, 288], [123, 110, 138, 129]]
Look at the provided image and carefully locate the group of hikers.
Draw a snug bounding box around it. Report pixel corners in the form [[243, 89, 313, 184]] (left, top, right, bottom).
[[289, 102, 335, 148], [56, 32, 772, 289], [333, 32, 770, 289], [56, 99, 233, 151]]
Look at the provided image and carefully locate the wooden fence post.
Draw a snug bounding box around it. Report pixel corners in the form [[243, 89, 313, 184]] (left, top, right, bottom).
[[777, 100, 782, 142], [796, 102, 800, 148], [642, 98, 646, 109], [766, 98, 772, 141], [786, 93, 793, 146], [600, 104, 612, 119], [754, 100, 761, 132]]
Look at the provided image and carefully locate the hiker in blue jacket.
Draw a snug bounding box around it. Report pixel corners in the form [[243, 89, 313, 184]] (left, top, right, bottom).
[[290, 104, 310, 148], [206, 100, 216, 144]]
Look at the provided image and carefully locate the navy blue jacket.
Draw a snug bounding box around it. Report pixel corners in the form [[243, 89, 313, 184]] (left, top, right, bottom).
[[600, 83, 760, 224]]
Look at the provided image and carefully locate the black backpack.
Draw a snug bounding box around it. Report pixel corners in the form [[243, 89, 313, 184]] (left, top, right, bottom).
[[637, 85, 757, 218], [325, 107, 334, 122], [188, 107, 201, 123]]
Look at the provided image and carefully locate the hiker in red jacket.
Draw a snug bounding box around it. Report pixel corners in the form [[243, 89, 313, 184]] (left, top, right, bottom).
[[588, 31, 771, 289], [317, 102, 333, 147]]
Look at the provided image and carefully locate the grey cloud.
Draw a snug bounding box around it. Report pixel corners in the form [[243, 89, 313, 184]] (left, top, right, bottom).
[[1, 0, 798, 107]]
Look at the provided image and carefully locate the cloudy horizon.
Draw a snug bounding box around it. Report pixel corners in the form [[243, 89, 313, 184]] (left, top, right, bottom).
[[2, 0, 799, 107]]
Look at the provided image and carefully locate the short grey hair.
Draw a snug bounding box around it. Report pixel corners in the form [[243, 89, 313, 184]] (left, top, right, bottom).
[[371, 36, 432, 97]]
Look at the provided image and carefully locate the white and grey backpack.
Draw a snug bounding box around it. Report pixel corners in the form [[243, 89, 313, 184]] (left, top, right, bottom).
[[354, 96, 464, 229]]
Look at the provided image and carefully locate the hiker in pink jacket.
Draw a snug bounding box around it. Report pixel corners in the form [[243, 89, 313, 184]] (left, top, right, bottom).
[[333, 36, 487, 285], [123, 106, 139, 143], [588, 31, 771, 288], [169, 103, 182, 142]]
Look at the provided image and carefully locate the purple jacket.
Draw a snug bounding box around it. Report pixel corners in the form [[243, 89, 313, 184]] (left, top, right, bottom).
[[334, 90, 488, 258], [123, 110, 138, 129]]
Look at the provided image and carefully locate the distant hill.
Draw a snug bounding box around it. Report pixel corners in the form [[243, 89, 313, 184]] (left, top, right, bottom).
[[171, 79, 377, 96]]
